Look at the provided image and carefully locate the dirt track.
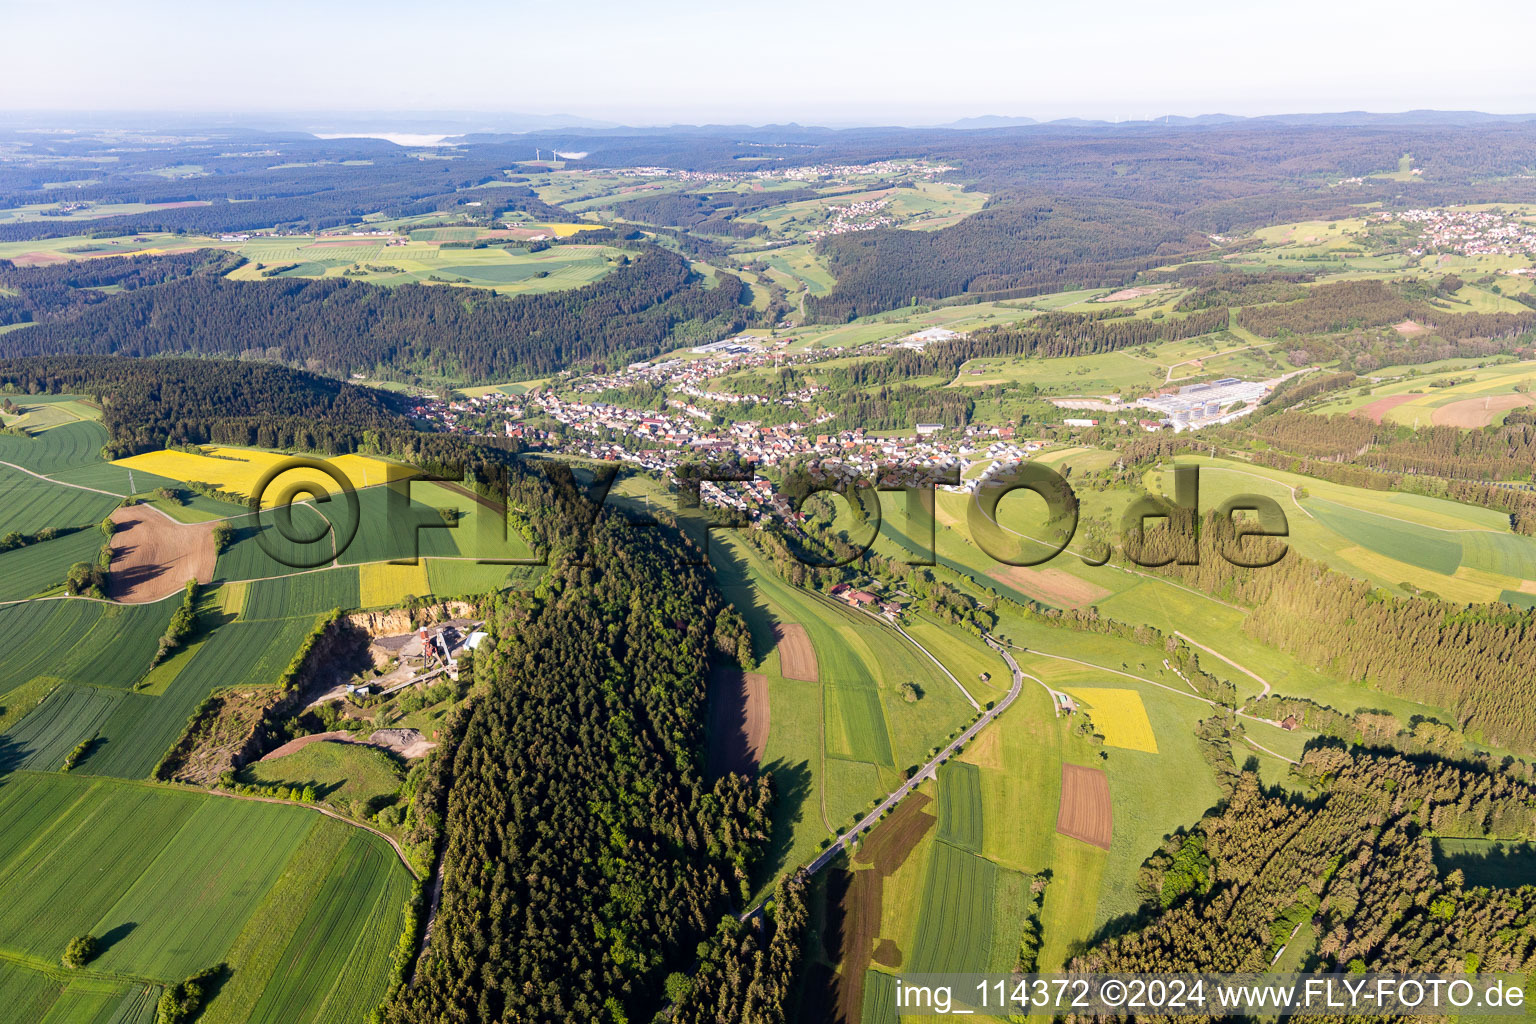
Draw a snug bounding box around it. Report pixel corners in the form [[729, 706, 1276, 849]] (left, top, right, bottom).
[[706, 668, 769, 780], [107, 504, 217, 603], [774, 623, 818, 681], [1056, 763, 1112, 850]]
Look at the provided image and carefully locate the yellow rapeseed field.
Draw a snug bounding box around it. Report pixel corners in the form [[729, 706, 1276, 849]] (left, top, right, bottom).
[[359, 561, 431, 608], [1062, 687, 1158, 753], [113, 447, 414, 507]]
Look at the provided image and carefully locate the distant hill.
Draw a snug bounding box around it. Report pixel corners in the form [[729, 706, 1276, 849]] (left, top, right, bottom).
[[937, 115, 1040, 130]]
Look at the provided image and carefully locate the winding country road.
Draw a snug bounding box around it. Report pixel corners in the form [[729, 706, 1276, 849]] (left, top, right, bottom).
[[797, 634, 1024, 881]]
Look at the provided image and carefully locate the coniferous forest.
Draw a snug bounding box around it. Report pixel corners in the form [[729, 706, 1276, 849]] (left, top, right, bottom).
[[387, 480, 778, 1023]]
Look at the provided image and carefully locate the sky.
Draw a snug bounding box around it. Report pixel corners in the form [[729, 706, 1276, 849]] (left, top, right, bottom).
[[4, 0, 1534, 126]]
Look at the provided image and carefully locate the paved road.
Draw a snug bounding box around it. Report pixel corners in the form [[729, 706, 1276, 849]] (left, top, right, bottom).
[[798, 634, 1024, 880]]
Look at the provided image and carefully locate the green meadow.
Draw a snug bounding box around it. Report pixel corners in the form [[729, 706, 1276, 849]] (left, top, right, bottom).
[[0, 773, 411, 1023]]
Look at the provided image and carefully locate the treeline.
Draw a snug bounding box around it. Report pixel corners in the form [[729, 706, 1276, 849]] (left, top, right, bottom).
[[1238, 278, 1423, 335], [1155, 514, 1536, 752], [0, 355, 412, 457], [1238, 277, 1536, 341], [817, 384, 976, 432], [1245, 694, 1469, 757], [1257, 370, 1357, 410], [386, 478, 775, 1023], [0, 249, 242, 327], [1079, 750, 1536, 977], [1228, 409, 1536, 483], [1, 248, 747, 382], [1168, 269, 1315, 311], [822, 307, 1228, 390], [805, 197, 1215, 322]]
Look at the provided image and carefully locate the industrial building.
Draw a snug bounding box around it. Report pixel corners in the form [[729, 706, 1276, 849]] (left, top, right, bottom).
[[1136, 377, 1275, 432]]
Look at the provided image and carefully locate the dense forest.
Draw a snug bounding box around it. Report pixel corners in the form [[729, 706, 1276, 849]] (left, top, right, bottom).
[[0, 248, 747, 382], [0, 249, 242, 326], [1081, 749, 1536, 978], [670, 874, 810, 1024], [387, 476, 776, 1024], [822, 307, 1229, 389], [1142, 514, 1536, 753], [805, 197, 1216, 321], [0, 355, 412, 456], [1222, 409, 1536, 484]]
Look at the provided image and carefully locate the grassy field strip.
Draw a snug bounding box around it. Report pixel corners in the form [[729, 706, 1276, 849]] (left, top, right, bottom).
[[1172, 456, 1510, 532], [0, 684, 124, 772], [0, 462, 120, 534], [906, 840, 997, 973], [198, 818, 352, 1024], [87, 798, 314, 979], [885, 614, 980, 710], [0, 421, 113, 476], [241, 830, 411, 1022], [0, 600, 174, 699], [0, 528, 106, 603], [0, 773, 103, 878], [938, 487, 1245, 614], [0, 772, 413, 1021], [0, 953, 161, 1023], [1307, 493, 1502, 534], [935, 761, 984, 851], [0, 779, 201, 966]]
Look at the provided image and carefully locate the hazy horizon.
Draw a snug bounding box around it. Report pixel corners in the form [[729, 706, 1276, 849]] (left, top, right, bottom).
[[5, 0, 1534, 125]]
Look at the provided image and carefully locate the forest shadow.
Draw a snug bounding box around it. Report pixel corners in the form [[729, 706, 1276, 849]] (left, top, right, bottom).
[[0, 729, 28, 776], [1433, 839, 1536, 889], [756, 757, 813, 889], [704, 540, 779, 663]]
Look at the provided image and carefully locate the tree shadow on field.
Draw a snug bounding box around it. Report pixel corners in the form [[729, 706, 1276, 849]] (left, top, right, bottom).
[[0, 729, 33, 776], [705, 541, 780, 665], [193, 963, 233, 1006], [756, 757, 812, 889], [95, 920, 137, 956]]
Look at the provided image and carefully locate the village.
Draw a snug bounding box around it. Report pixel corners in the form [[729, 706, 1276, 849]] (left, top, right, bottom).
[[609, 158, 955, 186], [805, 197, 897, 240], [1388, 206, 1536, 258], [405, 318, 1305, 531]]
